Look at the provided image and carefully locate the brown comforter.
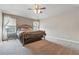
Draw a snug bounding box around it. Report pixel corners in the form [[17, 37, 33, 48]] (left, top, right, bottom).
[[19, 30, 46, 45]]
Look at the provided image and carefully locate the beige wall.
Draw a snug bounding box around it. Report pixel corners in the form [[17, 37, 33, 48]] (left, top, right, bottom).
[[16, 16, 34, 27], [40, 9, 79, 42], [0, 12, 2, 42]]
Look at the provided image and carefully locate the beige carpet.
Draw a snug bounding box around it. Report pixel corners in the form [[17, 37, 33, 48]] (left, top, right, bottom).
[[0, 39, 32, 55]]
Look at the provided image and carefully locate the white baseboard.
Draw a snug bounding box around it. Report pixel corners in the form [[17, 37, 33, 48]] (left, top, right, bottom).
[[46, 36, 79, 44], [45, 36, 79, 49]]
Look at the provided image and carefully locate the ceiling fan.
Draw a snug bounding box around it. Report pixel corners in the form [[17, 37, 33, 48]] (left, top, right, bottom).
[[28, 4, 46, 14]]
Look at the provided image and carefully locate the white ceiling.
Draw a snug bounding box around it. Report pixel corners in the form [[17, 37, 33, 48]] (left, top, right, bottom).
[[0, 4, 79, 20]]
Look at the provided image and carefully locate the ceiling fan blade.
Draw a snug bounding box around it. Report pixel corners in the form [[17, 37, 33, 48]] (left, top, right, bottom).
[[40, 7, 46, 9], [28, 8, 33, 10]]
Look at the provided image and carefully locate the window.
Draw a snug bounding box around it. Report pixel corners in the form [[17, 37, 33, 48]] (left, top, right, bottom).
[[33, 21, 40, 31]]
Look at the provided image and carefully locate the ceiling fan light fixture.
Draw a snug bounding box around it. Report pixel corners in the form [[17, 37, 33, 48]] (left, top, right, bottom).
[[33, 9, 41, 14], [28, 4, 46, 14]]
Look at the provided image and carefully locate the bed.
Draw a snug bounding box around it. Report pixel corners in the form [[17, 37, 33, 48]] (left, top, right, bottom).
[[20, 30, 46, 45], [17, 24, 46, 45]]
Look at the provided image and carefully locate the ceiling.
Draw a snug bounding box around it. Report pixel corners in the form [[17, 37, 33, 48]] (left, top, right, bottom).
[[0, 4, 79, 20]]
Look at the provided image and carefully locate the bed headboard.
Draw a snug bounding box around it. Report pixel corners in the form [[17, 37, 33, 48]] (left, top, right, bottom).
[[17, 24, 32, 32]]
